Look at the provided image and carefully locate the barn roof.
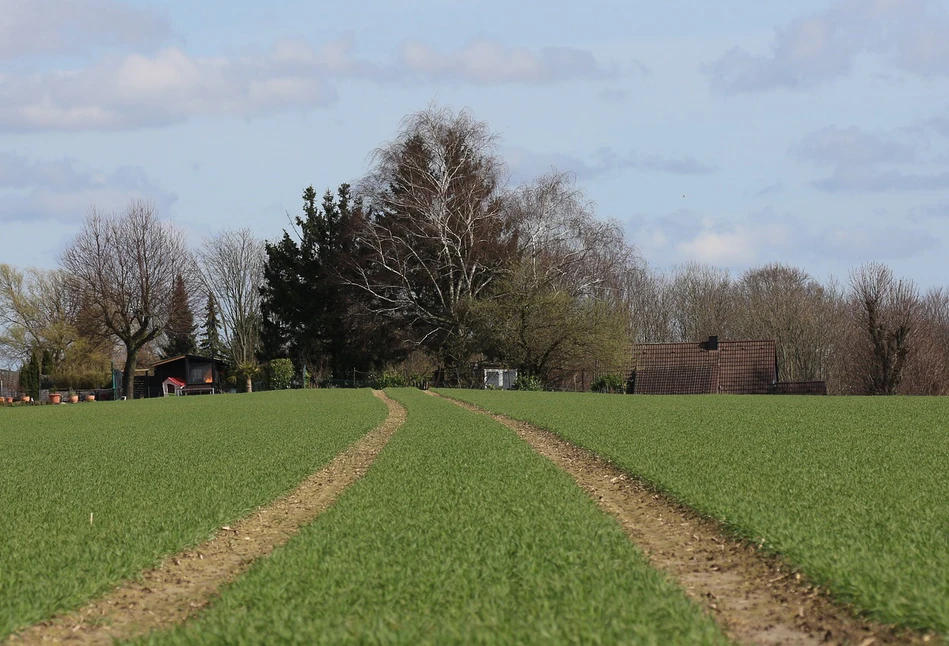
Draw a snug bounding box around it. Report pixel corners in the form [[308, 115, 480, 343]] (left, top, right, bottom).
[[632, 337, 778, 395]]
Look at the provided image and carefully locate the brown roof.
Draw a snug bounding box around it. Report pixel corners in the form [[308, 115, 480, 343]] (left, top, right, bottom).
[[633, 342, 718, 395], [718, 340, 778, 395], [632, 338, 777, 395]]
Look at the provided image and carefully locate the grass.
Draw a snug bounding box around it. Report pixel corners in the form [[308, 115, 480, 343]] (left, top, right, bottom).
[[441, 389, 949, 634], [140, 389, 729, 645], [0, 389, 387, 639]]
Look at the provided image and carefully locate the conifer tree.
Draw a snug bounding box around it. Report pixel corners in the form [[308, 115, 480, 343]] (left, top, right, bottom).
[[161, 275, 197, 358], [199, 291, 223, 360], [19, 350, 39, 399]]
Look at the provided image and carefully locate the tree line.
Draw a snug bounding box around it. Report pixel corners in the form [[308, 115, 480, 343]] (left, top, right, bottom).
[[1, 106, 947, 396]]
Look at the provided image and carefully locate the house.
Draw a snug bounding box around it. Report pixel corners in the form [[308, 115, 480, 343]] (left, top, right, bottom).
[[130, 354, 225, 398], [630, 336, 826, 395]]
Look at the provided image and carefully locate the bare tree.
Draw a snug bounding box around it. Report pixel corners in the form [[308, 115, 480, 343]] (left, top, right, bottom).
[[902, 287, 949, 395], [473, 172, 635, 384], [504, 171, 633, 299], [846, 262, 920, 395], [732, 263, 843, 383], [199, 228, 265, 392], [622, 264, 673, 343], [61, 200, 190, 398], [666, 262, 734, 342], [353, 105, 512, 378]]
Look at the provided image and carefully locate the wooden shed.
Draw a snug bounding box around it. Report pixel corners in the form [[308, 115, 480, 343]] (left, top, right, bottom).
[[141, 354, 224, 397]]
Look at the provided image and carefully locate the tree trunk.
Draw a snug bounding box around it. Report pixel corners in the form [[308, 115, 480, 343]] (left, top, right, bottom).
[[245, 374, 253, 393], [122, 348, 138, 400]]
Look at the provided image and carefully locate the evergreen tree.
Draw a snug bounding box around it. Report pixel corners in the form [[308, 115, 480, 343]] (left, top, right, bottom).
[[19, 350, 39, 399], [261, 184, 400, 376], [161, 275, 197, 358], [199, 291, 223, 360], [40, 349, 54, 389]]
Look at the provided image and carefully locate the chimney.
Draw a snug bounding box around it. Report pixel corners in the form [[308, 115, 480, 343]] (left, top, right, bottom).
[[707, 335, 719, 351]]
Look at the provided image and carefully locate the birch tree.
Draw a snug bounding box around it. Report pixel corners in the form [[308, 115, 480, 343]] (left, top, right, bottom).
[[354, 106, 513, 378], [200, 228, 265, 392]]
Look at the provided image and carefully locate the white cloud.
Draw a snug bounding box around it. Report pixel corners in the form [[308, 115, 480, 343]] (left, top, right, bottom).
[[677, 229, 757, 266], [628, 207, 938, 270], [815, 224, 938, 259], [791, 126, 916, 165], [813, 167, 949, 192], [0, 35, 614, 132], [790, 123, 949, 192], [910, 200, 949, 220], [591, 148, 717, 176], [397, 39, 612, 84], [507, 146, 716, 183], [0, 0, 171, 61], [0, 46, 338, 131], [0, 153, 176, 224], [707, 0, 949, 94]]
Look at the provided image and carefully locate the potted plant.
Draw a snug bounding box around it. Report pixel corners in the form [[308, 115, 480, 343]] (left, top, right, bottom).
[[68, 391, 79, 404], [85, 393, 96, 402], [49, 392, 62, 404]]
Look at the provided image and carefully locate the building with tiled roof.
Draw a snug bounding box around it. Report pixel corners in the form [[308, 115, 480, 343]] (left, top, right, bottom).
[[631, 336, 826, 395]]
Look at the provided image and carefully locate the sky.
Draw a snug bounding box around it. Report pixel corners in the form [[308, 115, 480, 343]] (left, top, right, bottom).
[[1, 0, 948, 289]]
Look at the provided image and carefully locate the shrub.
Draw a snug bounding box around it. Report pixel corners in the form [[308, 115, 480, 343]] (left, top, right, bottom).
[[374, 371, 406, 389], [268, 358, 295, 390], [591, 374, 625, 394], [408, 373, 430, 390], [511, 374, 544, 391]]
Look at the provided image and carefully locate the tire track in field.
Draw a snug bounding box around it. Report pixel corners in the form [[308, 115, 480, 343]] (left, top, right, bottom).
[[7, 390, 405, 646], [433, 392, 938, 646]]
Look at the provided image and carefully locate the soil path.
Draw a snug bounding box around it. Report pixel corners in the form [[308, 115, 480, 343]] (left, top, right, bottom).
[[8, 390, 406, 645], [434, 392, 939, 646]]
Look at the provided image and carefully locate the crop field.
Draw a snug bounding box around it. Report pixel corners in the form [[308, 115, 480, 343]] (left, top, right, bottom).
[[0, 390, 387, 639], [442, 389, 949, 633], [141, 388, 728, 644]]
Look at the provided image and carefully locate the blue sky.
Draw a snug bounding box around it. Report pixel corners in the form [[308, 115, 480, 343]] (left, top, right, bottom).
[[2, 0, 948, 288]]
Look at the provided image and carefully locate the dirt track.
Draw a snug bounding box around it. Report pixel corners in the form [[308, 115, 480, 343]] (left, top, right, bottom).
[[7, 390, 405, 645], [434, 391, 939, 646], [8, 389, 942, 645]]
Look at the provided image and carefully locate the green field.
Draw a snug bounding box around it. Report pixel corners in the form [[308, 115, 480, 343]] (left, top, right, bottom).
[[0, 390, 387, 639], [140, 389, 728, 645], [441, 389, 949, 633]]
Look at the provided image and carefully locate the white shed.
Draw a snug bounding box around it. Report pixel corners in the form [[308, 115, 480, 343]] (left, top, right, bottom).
[[483, 368, 517, 390]]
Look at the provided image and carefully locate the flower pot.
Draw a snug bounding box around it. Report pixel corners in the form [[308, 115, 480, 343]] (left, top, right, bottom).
[[85, 394, 96, 402], [69, 395, 79, 404], [49, 393, 62, 404], [21, 396, 31, 403], [4, 397, 12, 404]]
